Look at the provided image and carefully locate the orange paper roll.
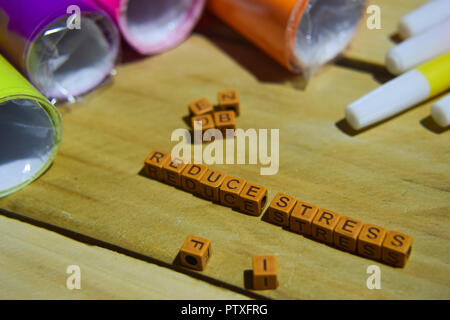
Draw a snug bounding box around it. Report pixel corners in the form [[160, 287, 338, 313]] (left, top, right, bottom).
[[208, 0, 366, 76]]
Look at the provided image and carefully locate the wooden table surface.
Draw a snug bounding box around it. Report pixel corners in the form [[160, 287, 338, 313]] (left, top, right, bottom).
[[1, 0, 449, 299]]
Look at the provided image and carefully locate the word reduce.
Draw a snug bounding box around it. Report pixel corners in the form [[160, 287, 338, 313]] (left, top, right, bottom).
[[188, 90, 239, 137], [267, 193, 413, 268], [144, 149, 268, 216]]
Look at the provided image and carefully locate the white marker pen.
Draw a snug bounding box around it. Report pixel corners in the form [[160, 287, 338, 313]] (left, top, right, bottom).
[[346, 52, 450, 130], [431, 94, 450, 127], [398, 0, 450, 39]]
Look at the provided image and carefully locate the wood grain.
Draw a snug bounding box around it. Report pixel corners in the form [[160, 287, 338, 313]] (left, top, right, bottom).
[[0, 214, 249, 299], [1, 31, 449, 299], [346, 0, 428, 65]]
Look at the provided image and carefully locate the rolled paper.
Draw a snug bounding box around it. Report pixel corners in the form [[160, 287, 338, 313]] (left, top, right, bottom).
[[0, 54, 62, 198], [398, 0, 450, 39], [431, 94, 450, 128], [0, 0, 120, 100], [94, 0, 206, 55], [346, 52, 450, 130], [386, 19, 450, 75], [208, 0, 366, 75]]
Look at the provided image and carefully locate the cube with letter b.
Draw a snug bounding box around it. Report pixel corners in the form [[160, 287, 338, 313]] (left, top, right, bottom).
[[239, 182, 268, 216], [179, 235, 212, 271], [162, 155, 188, 187], [213, 111, 235, 135]]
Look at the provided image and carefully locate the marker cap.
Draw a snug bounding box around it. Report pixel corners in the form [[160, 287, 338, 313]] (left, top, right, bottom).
[[398, 0, 450, 39], [431, 94, 450, 127]]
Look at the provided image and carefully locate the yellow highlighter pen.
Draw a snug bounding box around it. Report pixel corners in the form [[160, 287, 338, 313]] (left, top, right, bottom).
[[346, 52, 450, 130]]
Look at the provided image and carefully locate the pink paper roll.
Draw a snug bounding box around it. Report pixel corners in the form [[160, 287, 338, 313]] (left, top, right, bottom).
[[95, 0, 205, 54]]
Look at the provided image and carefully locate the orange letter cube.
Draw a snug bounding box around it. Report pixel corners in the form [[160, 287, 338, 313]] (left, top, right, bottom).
[[181, 164, 208, 193], [267, 193, 297, 227], [144, 150, 170, 181], [311, 209, 341, 244], [189, 98, 213, 116], [334, 216, 364, 252], [357, 224, 387, 260], [289, 201, 319, 235], [217, 90, 240, 116], [252, 256, 278, 290], [161, 155, 188, 187], [213, 111, 236, 134], [199, 169, 227, 201], [192, 114, 215, 132], [219, 176, 246, 208], [179, 235, 212, 271], [239, 182, 268, 216], [382, 231, 413, 267]]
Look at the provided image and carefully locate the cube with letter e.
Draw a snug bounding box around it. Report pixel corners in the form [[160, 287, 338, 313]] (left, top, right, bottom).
[[239, 182, 268, 216]]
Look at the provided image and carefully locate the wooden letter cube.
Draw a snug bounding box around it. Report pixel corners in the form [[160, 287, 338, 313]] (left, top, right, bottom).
[[334, 216, 364, 252], [252, 256, 277, 290], [179, 235, 212, 271], [382, 231, 413, 267], [192, 114, 215, 132], [217, 90, 240, 116], [311, 209, 341, 244], [357, 224, 387, 260], [289, 201, 319, 235], [267, 193, 297, 227], [161, 155, 188, 187], [219, 176, 246, 208], [199, 169, 227, 201], [181, 164, 208, 193], [213, 111, 236, 134], [189, 98, 213, 116], [239, 182, 268, 216], [144, 150, 170, 181]]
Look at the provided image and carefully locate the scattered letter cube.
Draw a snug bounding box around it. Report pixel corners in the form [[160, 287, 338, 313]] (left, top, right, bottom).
[[144, 150, 170, 181], [267, 192, 297, 227], [217, 90, 240, 116], [334, 216, 364, 252], [382, 231, 413, 267], [192, 114, 215, 132], [213, 111, 236, 135], [252, 256, 277, 290], [189, 98, 213, 116], [289, 201, 319, 235], [311, 209, 341, 244], [357, 224, 387, 260], [179, 235, 212, 271], [239, 182, 268, 216]]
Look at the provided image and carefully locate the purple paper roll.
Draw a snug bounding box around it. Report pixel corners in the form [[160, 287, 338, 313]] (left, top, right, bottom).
[[0, 0, 120, 100]]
